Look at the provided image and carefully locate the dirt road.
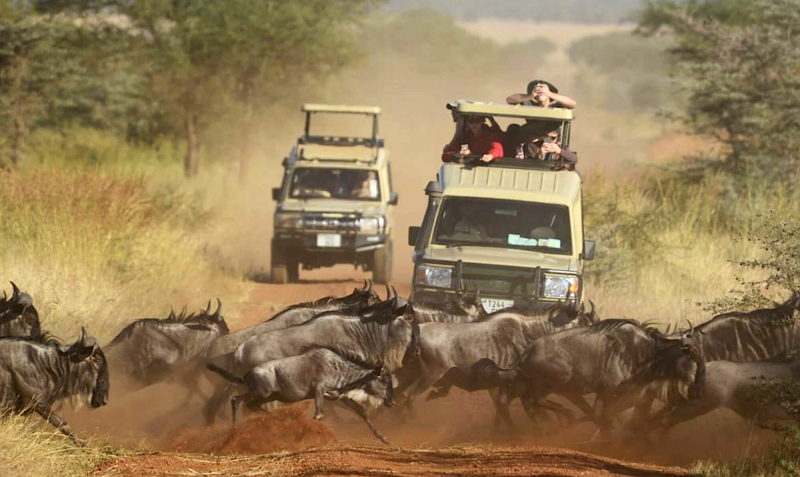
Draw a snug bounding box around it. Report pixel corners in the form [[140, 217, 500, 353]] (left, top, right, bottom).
[[83, 276, 723, 477]]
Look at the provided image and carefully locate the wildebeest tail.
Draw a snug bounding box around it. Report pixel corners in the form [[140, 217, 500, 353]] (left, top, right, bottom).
[[206, 363, 244, 384]]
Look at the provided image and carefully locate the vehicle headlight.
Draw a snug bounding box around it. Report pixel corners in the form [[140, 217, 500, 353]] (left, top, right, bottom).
[[275, 213, 302, 229], [359, 216, 385, 233], [543, 275, 579, 299], [415, 264, 453, 288]]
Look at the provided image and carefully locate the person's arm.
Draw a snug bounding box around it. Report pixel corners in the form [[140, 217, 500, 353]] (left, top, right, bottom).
[[487, 136, 504, 159], [559, 148, 578, 165], [548, 92, 577, 109], [506, 93, 532, 105], [442, 120, 466, 162]]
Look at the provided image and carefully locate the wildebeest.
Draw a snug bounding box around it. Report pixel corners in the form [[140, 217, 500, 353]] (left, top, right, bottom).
[[208, 347, 395, 444], [400, 304, 595, 405], [201, 282, 381, 361], [649, 353, 800, 435], [104, 300, 228, 396], [512, 319, 701, 437], [0, 328, 109, 446], [410, 291, 487, 323], [202, 296, 418, 424], [629, 292, 800, 433], [0, 282, 40, 339]]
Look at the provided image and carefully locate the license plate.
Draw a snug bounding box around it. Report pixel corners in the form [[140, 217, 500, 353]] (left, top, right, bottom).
[[316, 233, 342, 248], [481, 298, 514, 313]]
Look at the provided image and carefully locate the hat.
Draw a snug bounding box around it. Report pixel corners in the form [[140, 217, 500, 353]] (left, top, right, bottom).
[[527, 79, 558, 95]]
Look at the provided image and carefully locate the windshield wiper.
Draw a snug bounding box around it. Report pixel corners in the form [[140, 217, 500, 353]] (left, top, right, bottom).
[[444, 240, 489, 249]]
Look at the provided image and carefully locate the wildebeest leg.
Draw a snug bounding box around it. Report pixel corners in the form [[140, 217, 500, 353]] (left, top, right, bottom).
[[204, 383, 235, 425], [560, 390, 596, 421], [596, 386, 616, 439], [531, 398, 577, 426], [489, 387, 516, 431], [629, 386, 658, 435], [339, 397, 391, 445], [33, 403, 83, 447], [313, 385, 326, 420]]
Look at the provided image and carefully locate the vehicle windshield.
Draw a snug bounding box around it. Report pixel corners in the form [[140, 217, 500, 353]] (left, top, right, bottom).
[[289, 168, 380, 201], [432, 197, 572, 254]]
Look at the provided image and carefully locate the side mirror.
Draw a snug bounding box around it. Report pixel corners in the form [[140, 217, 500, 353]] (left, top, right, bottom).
[[388, 192, 399, 206], [583, 240, 596, 260], [408, 226, 420, 246], [272, 188, 282, 201]]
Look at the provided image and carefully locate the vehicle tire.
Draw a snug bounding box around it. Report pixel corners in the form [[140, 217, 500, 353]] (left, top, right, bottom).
[[271, 262, 288, 284], [271, 241, 288, 284], [372, 239, 393, 284], [287, 259, 300, 283]]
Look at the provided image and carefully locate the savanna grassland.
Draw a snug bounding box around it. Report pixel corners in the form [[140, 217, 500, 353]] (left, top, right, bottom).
[[2, 0, 800, 475]]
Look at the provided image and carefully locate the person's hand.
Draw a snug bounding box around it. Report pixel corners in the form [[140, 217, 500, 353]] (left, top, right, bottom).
[[534, 83, 552, 97], [480, 154, 494, 162], [542, 142, 562, 155], [462, 147, 471, 155]]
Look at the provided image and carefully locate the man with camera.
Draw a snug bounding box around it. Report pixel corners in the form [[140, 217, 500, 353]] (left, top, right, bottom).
[[442, 115, 504, 163], [524, 130, 577, 168], [506, 79, 577, 110]]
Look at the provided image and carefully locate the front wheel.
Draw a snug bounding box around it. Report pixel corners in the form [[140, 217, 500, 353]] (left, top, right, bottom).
[[372, 239, 393, 284]]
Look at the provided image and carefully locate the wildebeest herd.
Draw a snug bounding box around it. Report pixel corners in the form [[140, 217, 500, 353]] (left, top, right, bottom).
[[2, 280, 800, 447]]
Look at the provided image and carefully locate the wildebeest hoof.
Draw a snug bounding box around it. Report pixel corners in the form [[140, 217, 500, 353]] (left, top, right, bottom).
[[314, 413, 324, 420]]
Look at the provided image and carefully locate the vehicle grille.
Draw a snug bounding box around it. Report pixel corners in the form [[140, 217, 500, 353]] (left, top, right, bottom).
[[301, 213, 360, 232]]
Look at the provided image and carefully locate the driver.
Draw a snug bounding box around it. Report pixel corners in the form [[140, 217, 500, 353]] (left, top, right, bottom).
[[442, 115, 504, 163], [451, 201, 487, 238]]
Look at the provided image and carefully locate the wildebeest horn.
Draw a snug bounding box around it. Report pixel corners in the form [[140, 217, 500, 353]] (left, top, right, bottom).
[[205, 300, 212, 314], [384, 284, 391, 301], [10, 281, 19, 303], [168, 307, 176, 320], [367, 279, 374, 292], [686, 319, 694, 335], [213, 298, 222, 318], [391, 286, 397, 300], [80, 326, 88, 345]]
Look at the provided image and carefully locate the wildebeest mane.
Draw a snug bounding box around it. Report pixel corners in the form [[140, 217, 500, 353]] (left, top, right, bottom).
[[0, 330, 61, 347], [109, 308, 224, 346]]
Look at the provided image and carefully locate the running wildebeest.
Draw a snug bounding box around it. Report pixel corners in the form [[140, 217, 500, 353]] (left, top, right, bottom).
[[201, 281, 381, 361], [399, 303, 595, 409], [648, 352, 800, 435], [0, 328, 109, 446], [104, 300, 229, 398], [202, 296, 419, 424], [410, 291, 487, 323], [0, 282, 40, 339], [208, 347, 395, 444], [512, 319, 701, 437], [629, 292, 800, 433]]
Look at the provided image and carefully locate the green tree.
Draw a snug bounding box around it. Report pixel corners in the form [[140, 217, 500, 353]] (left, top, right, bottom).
[[637, 0, 800, 181], [118, 0, 380, 178], [0, 12, 81, 168]]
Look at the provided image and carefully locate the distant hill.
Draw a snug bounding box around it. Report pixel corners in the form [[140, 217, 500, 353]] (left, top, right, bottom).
[[384, 0, 640, 24]]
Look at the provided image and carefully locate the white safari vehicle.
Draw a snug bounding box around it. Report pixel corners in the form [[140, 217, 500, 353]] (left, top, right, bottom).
[[408, 100, 595, 312], [271, 104, 398, 284]]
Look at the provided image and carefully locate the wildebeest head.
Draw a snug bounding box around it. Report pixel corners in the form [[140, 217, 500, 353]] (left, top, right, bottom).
[[363, 367, 395, 408], [0, 282, 41, 339], [63, 327, 110, 408]]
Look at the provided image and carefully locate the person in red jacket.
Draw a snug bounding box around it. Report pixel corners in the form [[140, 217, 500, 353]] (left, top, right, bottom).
[[442, 115, 504, 163]]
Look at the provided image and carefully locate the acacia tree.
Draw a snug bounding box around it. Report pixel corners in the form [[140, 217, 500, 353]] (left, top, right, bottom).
[[0, 13, 80, 168], [119, 0, 380, 178], [638, 0, 800, 181]]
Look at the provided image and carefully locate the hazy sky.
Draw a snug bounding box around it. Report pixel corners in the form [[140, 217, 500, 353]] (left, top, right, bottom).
[[385, 0, 641, 24]]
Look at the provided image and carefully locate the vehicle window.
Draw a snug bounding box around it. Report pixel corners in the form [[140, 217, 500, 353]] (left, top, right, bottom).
[[432, 197, 572, 254], [289, 168, 380, 201]]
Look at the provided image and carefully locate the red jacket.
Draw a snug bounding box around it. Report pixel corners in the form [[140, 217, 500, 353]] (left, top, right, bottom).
[[442, 126, 504, 162]]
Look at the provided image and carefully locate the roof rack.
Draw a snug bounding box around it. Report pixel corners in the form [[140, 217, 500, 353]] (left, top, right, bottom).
[[302, 104, 381, 115], [448, 100, 573, 121], [301, 103, 382, 146]]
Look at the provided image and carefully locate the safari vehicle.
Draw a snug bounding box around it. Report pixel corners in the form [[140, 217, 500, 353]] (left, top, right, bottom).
[[408, 100, 595, 313], [271, 104, 398, 284]]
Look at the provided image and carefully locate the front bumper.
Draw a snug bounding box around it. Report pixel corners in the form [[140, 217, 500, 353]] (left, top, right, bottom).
[[410, 260, 582, 311], [273, 231, 387, 253]]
